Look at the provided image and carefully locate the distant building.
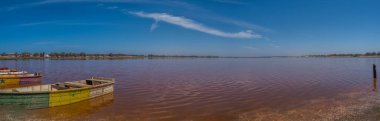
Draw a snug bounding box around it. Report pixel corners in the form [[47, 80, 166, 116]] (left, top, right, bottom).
[[44, 54, 50, 58]]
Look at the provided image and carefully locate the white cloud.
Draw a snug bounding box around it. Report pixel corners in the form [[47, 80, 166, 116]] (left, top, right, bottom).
[[129, 11, 261, 39], [150, 20, 159, 31]]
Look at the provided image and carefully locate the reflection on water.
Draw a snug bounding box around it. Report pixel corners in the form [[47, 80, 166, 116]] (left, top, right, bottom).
[[373, 79, 377, 91], [34, 93, 114, 120], [1, 58, 380, 121]]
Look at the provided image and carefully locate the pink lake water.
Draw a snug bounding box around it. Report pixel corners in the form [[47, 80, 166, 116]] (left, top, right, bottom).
[[1, 58, 380, 121]]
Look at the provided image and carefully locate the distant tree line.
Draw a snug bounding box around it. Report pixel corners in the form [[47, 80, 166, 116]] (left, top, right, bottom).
[[364, 52, 380, 56], [48, 52, 135, 58], [308, 52, 380, 57], [0, 52, 141, 59], [0, 52, 220, 59], [145, 54, 219, 58], [0, 52, 46, 58]]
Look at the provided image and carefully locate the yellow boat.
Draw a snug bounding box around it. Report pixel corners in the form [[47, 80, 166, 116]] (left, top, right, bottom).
[[0, 67, 42, 87], [0, 73, 42, 87], [0, 77, 115, 109]]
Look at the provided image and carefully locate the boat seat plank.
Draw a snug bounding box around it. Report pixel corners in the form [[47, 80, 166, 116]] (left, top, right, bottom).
[[87, 79, 114, 83], [64, 82, 91, 87]]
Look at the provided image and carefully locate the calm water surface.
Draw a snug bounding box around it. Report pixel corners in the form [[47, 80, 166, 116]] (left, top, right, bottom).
[[1, 58, 380, 121]]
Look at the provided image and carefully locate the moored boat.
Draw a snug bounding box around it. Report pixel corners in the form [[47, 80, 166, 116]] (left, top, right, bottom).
[[0, 71, 28, 75], [0, 73, 42, 86], [0, 67, 29, 75], [0, 77, 115, 109]]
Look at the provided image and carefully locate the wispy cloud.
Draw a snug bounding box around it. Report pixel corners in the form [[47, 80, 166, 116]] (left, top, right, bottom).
[[18, 21, 59, 26], [106, 6, 119, 10], [129, 11, 261, 39], [32, 41, 58, 45], [18, 21, 118, 27], [192, 13, 273, 33], [150, 20, 159, 31], [243, 46, 259, 50], [30, 0, 137, 5], [2, 0, 131, 11], [4, 0, 199, 11], [222, 19, 273, 33], [4, 0, 268, 39]]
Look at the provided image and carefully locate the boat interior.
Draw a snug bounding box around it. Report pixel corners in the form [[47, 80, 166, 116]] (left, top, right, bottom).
[[0, 77, 115, 93]]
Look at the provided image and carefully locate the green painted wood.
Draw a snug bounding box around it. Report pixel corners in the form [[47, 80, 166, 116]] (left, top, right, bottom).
[[0, 93, 50, 109]]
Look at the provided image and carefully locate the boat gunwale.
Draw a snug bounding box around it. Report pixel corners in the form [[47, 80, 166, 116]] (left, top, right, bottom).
[[50, 82, 114, 94], [0, 91, 50, 95], [0, 75, 42, 79]]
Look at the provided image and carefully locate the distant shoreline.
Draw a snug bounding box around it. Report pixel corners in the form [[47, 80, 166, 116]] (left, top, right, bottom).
[[305, 56, 380, 58], [0, 56, 285, 60], [2, 56, 380, 60], [1, 52, 380, 60]]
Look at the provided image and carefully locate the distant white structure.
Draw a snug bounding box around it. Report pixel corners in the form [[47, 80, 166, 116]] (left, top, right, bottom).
[[8, 53, 16, 57], [44, 54, 50, 58]]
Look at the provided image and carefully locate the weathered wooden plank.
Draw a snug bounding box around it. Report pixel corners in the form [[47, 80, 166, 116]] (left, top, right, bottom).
[[49, 89, 91, 107], [0, 93, 50, 109]]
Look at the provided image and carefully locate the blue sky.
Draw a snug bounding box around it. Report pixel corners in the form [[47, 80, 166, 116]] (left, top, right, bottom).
[[0, 0, 379, 56]]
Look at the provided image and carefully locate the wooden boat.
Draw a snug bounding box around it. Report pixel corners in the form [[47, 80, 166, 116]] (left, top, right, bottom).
[[0, 67, 29, 75], [0, 71, 28, 75], [0, 77, 115, 109], [0, 73, 42, 86]]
